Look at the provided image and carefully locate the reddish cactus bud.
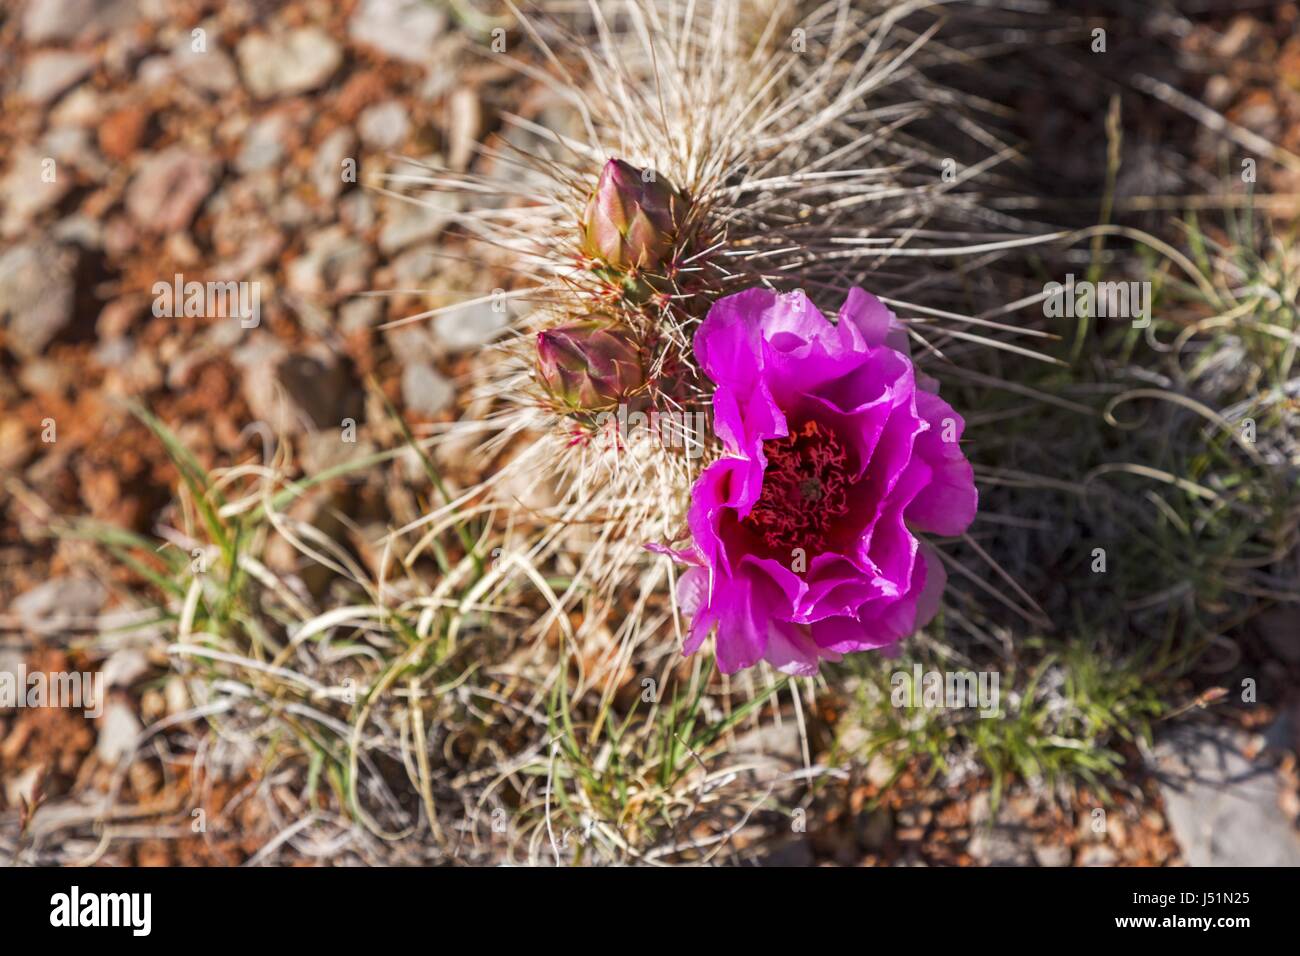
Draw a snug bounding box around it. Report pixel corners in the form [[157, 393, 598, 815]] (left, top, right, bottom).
[[579, 159, 686, 273], [536, 318, 645, 411]]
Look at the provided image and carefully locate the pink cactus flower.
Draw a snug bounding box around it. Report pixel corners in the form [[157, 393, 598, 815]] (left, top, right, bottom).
[[666, 287, 977, 675]]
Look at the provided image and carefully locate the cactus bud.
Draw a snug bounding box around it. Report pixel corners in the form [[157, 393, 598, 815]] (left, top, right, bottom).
[[536, 318, 645, 411], [580, 159, 686, 273]]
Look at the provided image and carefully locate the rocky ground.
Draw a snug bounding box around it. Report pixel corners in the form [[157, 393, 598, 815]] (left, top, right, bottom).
[[0, 0, 544, 866], [2, 1, 1299, 866]]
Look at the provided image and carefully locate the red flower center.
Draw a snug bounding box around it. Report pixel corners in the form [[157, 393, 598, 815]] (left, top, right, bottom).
[[743, 419, 852, 555]]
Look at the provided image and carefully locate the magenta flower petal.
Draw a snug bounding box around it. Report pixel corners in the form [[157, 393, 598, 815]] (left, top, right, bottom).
[[676, 565, 714, 655], [837, 287, 892, 346], [905, 391, 978, 536], [765, 620, 840, 676], [912, 541, 949, 630], [671, 287, 978, 674]]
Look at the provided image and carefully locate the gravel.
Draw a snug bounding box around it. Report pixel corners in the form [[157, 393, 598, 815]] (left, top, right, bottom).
[[349, 0, 447, 65], [0, 240, 78, 358], [21, 51, 95, 106], [358, 100, 411, 151], [1150, 722, 1300, 866], [431, 298, 510, 351], [11, 576, 108, 634], [401, 361, 455, 417], [125, 147, 217, 233], [237, 28, 342, 99]]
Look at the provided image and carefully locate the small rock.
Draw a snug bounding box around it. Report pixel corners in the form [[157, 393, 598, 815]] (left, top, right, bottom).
[[729, 722, 803, 785], [136, 55, 173, 86], [1, 148, 72, 233], [140, 689, 166, 722], [1106, 814, 1129, 849], [51, 213, 102, 249], [312, 128, 357, 201], [917, 807, 934, 826], [164, 677, 190, 717], [234, 339, 364, 435], [432, 299, 509, 351], [0, 241, 77, 358], [1033, 841, 1072, 867], [386, 325, 435, 363], [865, 753, 895, 789], [349, 0, 447, 65], [339, 190, 376, 231], [102, 648, 151, 689], [22, 0, 136, 44], [11, 576, 107, 634], [170, 36, 239, 94], [40, 127, 107, 181], [378, 191, 459, 254], [335, 70, 388, 121], [125, 147, 216, 233], [390, 244, 439, 284], [1151, 722, 1300, 866], [232, 336, 287, 418], [1234, 95, 1278, 136], [967, 791, 1037, 866], [97, 700, 141, 764], [1203, 75, 1233, 110], [238, 28, 342, 99], [402, 362, 455, 416], [102, 215, 139, 258], [50, 86, 104, 127], [1077, 844, 1118, 867], [299, 431, 377, 477], [287, 226, 374, 297], [91, 335, 135, 371], [98, 104, 151, 161], [22, 51, 95, 106], [494, 101, 582, 180], [0, 646, 25, 679], [211, 230, 284, 282], [339, 296, 382, 333], [273, 193, 316, 231], [0, 419, 31, 471], [855, 806, 893, 851], [1115, 142, 1183, 199], [236, 113, 292, 173], [276, 352, 365, 430], [358, 99, 411, 151], [18, 358, 72, 395]]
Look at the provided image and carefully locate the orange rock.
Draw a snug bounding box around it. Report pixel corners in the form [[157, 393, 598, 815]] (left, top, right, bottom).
[[99, 105, 150, 161]]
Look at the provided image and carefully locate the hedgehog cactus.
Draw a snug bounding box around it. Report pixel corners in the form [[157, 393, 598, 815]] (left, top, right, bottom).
[[401, 0, 1047, 677]]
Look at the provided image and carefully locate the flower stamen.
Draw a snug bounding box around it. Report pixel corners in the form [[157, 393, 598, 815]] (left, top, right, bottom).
[[743, 419, 851, 555]]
